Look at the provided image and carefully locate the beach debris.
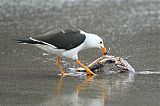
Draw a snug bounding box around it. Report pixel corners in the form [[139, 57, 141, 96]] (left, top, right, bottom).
[[75, 55, 135, 73]]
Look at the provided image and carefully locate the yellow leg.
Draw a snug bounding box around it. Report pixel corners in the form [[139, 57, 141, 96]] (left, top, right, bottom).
[[56, 56, 69, 77], [76, 59, 97, 76]]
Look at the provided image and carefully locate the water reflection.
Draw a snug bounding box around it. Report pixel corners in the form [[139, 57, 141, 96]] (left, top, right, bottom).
[[76, 75, 95, 94], [43, 72, 135, 106]]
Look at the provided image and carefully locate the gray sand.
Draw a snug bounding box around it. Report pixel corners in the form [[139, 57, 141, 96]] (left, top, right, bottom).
[[0, 0, 160, 106]]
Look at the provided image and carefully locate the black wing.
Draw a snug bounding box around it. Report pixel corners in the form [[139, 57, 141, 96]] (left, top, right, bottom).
[[34, 29, 86, 50]]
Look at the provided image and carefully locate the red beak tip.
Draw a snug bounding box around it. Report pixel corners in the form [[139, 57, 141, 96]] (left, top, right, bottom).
[[104, 52, 107, 55]]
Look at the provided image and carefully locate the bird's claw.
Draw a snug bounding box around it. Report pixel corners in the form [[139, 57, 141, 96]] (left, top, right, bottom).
[[60, 72, 70, 77]]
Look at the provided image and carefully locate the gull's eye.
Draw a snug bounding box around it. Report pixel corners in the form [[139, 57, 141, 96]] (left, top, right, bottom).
[[100, 41, 103, 44]]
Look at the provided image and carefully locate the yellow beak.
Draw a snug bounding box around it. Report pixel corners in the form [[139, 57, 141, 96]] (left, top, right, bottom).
[[100, 46, 107, 55]]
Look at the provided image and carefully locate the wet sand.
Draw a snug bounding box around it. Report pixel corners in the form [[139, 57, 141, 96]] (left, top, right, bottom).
[[0, 0, 160, 106]]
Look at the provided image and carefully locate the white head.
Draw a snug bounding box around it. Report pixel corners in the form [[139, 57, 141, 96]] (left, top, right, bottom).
[[80, 30, 107, 55]]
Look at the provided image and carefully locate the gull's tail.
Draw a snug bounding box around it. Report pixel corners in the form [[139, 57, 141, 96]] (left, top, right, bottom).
[[16, 37, 46, 45]]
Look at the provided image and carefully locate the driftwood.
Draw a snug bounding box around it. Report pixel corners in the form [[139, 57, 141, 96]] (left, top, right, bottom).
[[73, 55, 135, 74]]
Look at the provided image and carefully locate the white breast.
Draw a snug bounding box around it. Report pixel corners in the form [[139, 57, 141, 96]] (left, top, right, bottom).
[[62, 42, 85, 60]]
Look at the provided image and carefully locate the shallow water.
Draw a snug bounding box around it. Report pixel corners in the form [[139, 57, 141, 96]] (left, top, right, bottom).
[[0, 0, 160, 106]]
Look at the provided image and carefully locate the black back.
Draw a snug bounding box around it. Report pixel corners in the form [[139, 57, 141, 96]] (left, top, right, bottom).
[[34, 29, 86, 50]]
